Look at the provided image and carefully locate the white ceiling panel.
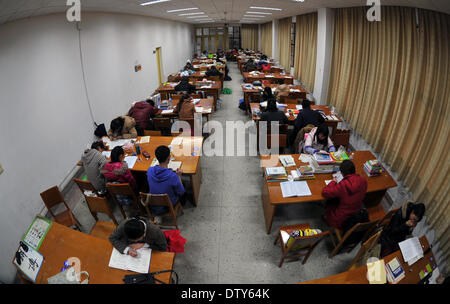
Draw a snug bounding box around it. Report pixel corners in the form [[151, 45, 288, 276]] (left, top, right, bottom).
[[0, 0, 448, 25]]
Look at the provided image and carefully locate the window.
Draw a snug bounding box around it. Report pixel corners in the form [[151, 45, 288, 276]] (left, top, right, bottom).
[[228, 26, 241, 50], [195, 26, 229, 53], [196, 28, 202, 36]]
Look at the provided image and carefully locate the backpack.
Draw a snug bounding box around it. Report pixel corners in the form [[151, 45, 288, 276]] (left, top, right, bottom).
[[94, 123, 107, 138]]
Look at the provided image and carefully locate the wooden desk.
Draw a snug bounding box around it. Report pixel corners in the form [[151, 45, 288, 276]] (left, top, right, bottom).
[[301, 235, 435, 284], [260, 151, 397, 234], [131, 136, 204, 206], [243, 72, 294, 85], [21, 221, 175, 284], [160, 98, 213, 121], [250, 103, 342, 135]]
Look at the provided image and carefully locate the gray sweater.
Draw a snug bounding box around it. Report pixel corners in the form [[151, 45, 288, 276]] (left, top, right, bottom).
[[81, 149, 108, 191], [109, 219, 167, 253]]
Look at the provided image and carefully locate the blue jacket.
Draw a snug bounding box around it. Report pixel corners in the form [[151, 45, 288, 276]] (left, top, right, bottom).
[[147, 166, 185, 214]]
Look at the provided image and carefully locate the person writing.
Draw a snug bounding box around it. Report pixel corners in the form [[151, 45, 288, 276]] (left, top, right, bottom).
[[109, 217, 167, 257], [322, 160, 368, 229], [302, 124, 336, 154], [108, 116, 138, 140]]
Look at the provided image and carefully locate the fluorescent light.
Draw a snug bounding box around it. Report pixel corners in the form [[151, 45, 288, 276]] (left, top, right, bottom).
[[197, 21, 214, 23], [179, 12, 205, 16], [140, 0, 171, 6], [167, 7, 198, 13], [187, 15, 209, 18], [246, 11, 272, 15], [249, 6, 282, 11], [244, 15, 266, 18]]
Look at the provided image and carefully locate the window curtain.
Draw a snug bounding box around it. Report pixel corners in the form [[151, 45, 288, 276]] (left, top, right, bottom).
[[241, 24, 258, 50], [260, 22, 273, 57], [293, 13, 317, 91], [277, 17, 292, 71], [327, 6, 450, 272]]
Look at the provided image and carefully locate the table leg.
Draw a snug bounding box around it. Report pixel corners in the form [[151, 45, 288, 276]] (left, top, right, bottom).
[[190, 162, 203, 207], [262, 182, 276, 234]]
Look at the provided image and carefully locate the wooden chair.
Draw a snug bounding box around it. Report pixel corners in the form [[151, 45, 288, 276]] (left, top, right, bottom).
[[153, 117, 172, 130], [139, 193, 183, 230], [274, 223, 329, 267], [284, 98, 300, 105], [271, 67, 283, 73], [265, 123, 288, 154], [167, 74, 179, 82], [40, 186, 81, 230], [190, 94, 202, 99], [328, 220, 378, 258], [178, 118, 196, 135], [143, 130, 162, 136], [347, 229, 383, 271], [363, 206, 401, 243], [106, 183, 144, 217], [331, 129, 351, 150]]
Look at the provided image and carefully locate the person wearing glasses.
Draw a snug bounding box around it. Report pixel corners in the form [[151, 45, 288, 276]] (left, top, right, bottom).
[[109, 217, 167, 257]]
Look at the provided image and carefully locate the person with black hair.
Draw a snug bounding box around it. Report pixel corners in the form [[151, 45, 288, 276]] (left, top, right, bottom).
[[128, 99, 160, 131], [291, 99, 326, 145], [260, 98, 289, 126], [108, 116, 138, 140], [205, 65, 223, 77], [303, 124, 336, 154], [380, 201, 426, 257], [101, 146, 136, 189], [81, 141, 108, 192], [274, 78, 290, 100], [244, 59, 258, 72], [109, 217, 167, 257], [175, 94, 195, 120], [147, 145, 185, 217], [174, 76, 196, 94], [322, 160, 368, 229], [261, 86, 274, 102]]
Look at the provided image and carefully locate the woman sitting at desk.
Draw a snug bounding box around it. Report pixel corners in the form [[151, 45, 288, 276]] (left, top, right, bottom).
[[260, 98, 289, 125], [302, 124, 336, 155], [175, 94, 195, 120], [175, 76, 196, 94], [261, 86, 274, 102], [108, 116, 138, 140]]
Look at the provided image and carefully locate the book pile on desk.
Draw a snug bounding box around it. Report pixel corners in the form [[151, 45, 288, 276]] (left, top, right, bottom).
[[364, 159, 384, 177], [385, 257, 405, 284], [330, 151, 349, 163], [265, 167, 288, 182], [313, 152, 335, 164], [291, 168, 315, 181]]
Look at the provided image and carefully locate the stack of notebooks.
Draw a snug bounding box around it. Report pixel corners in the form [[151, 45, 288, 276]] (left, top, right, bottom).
[[385, 257, 406, 284], [364, 159, 384, 177], [313, 153, 335, 165], [330, 151, 349, 163], [265, 167, 288, 182]]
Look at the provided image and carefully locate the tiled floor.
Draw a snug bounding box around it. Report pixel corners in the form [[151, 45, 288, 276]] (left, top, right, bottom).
[[70, 62, 362, 284]]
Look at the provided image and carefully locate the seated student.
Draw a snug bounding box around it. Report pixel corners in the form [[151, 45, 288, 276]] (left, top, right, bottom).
[[175, 94, 195, 120], [260, 62, 271, 72], [274, 78, 290, 100], [322, 160, 368, 229], [109, 217, 167, 257], [303, 124, 336, 154], [205, 65, 223, 77], [291, 99, 325, 145], [244, 59, 258, 72], [81, 141, 108, 193], [147, 146, 185, 219], [260, 98, 289, 125], [183, 60, 193, 71], [257, 55, 269, 68], [261, 86, 274, 102], [379, 201, 425, 257], [128, 99, 160, 131], [108, 116, 138, 140], [217, 57, 232, 81], [175, 76, 196, 94], [102, 146, 136, 188]]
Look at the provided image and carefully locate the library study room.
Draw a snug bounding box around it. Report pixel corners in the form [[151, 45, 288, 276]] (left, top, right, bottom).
[[0, 0, 449, 297]]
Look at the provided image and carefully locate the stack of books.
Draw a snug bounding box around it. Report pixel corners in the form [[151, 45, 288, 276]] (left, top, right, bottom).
[[313, 153, 335, 165], [364, 159, 384, 177], [265, 167, 288, 182], [385, 257, 405, 284], [330, 151, 349, 163], [291, 168, 315, 181]]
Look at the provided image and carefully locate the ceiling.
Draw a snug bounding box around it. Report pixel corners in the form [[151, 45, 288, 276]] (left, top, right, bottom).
[[0, 0, 449, 26]]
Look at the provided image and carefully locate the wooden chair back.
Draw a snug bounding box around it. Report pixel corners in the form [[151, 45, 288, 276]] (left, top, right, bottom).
[[106, 183, 142, 216], [207, 75, 221, 82], [329, 220, 378, 258], [331, 129, 351, 150], [271, 67, 283, 73], [143, 130, 162, 136], [275, 223, 329, 267], [284, 98, 300, 105], [153, 117, 172, 130], [40, 186, 81, 229], [190, 94, 202, 99], [289, 92, 307, 100], [179, 118, 195, 134], [347, 229, 383, 271], [73, 178, 120, 225], [267, 134, 287, 154], [139, 193, 183, 230]]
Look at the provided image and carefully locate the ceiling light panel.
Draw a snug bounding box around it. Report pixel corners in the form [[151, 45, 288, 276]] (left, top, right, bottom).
[[167, 7, 198, 13], [249, 6, 282, 11], [140, 0, 171, 6], [246, 11, 272, 15]]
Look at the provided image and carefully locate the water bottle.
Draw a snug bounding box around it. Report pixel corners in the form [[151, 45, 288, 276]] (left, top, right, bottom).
[[169, 98, 173, 108]]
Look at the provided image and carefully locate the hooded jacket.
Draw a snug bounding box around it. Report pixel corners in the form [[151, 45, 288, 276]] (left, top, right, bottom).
[[175, 80, 196, 94], [128, 101, 159, 130], [101, 162, 136, 189], [322, 173, 368, 229], [81, 149, 108, 191], [147, 166, 185, 214]]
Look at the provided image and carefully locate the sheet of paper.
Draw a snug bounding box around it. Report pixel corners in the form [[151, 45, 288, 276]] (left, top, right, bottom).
[[168, 161, 182, 171], [299, 154, 313, 163], [325, 180, 332, 186], [195, 106, 204, 113], [260, 101, 268, 107], [280, 181, 312, 198], [124, 156, 138, 169], [161, 109, 174, 114], [399, 237, 423, 263], [265, 75, 275, 78], [279, 155, 296, 167], [290, 89, 301, 92], [296, 105, 303, 110], [193, 99, 201, 104], [332, 171, 343, 183], [280, 230, 290, 245], [14, 245, 44, 282], [23, 217, 52, 250], [266, 167, 286, 176], [139, 136, 150, 144], [367, 260, 386, 284], [102, 151, 111, 158], [171, 137, 183, 146]]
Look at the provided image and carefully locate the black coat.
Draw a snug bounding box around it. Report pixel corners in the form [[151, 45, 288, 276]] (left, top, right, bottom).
[[175, 81, 196, 94], [294, 108, 325, 130], [380, 205, 414, 256]]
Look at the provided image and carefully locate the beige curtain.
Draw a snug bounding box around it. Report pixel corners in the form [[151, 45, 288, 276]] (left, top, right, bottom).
[[242, 24, 258, 50], [293, 13, 318, 91], [327, 6, 450, 272], [277, 18, 292, 71], [261, 22, 273, 57]]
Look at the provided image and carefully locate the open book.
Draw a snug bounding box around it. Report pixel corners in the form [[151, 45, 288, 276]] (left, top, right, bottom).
[[108, 247, 152, 274]]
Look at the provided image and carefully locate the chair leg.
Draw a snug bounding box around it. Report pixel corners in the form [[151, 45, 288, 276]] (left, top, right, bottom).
[[117, 204, 127, 220], [278, 254, 286, 268], [329, 241, 344, 258], [274, 234, 280, 245]]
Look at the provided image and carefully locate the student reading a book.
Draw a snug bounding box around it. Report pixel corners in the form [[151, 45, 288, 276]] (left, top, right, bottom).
[[291, 99, 325, 144], [175, 76, 196, 94], [322, 160, 368, 229], [109, 217, 167, 257], [379, 201, 426, 257], [205, 65, 223, 78], [261, 86, 274, 102], [302, 124, 336, 154], [147, 146, 185, 222], [260, 98, 289, 125], [81, 141, 109, 193]]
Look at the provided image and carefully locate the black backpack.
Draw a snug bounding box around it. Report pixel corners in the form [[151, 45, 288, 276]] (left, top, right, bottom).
[[94, 123, 107, 138]]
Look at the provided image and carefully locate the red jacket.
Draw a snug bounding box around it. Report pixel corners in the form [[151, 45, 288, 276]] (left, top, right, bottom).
[[102, 162, 136, 189], [128, 101, 159, 130], [322, 174, 368, 229]]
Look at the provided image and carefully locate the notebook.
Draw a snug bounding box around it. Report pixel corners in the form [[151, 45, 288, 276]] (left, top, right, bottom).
[[108, 247, 152, 274], [124, 156, 138, 169]]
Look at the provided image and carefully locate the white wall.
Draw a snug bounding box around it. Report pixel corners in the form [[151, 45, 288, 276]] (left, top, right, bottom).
[[0, 12, 193, 283]]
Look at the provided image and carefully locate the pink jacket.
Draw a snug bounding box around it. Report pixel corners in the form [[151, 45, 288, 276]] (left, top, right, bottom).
[[102, 162, 136, 189]]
